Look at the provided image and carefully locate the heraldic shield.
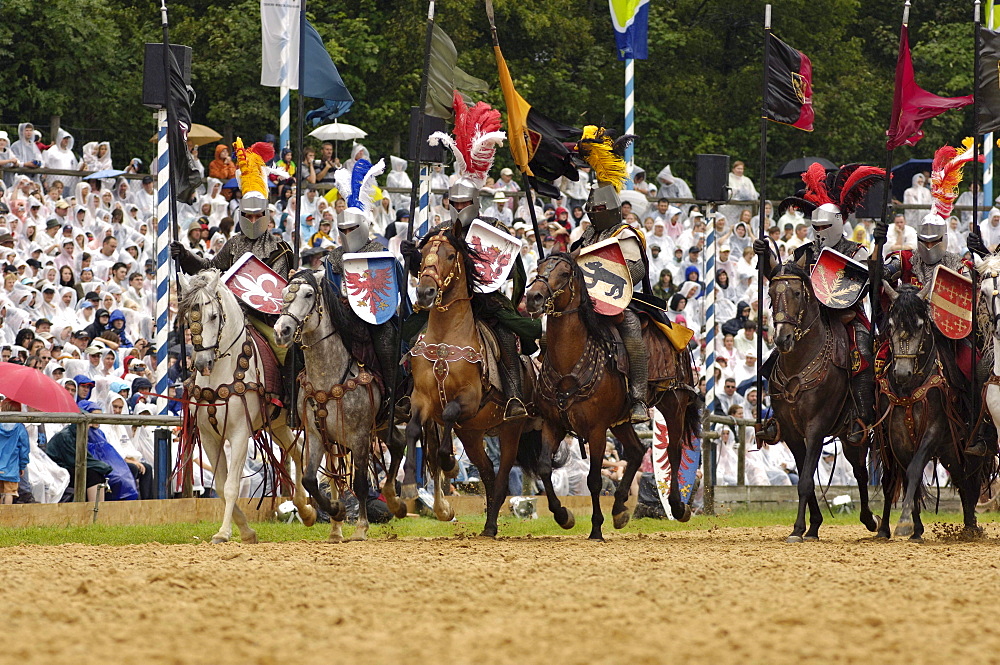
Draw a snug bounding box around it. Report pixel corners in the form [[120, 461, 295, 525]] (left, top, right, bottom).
[[576, 238, 633, 316], [222, 252, 288, 315], [810, 247, 869, 309], [930, 264, 973, 339], [466, 219, 522, 293], [342, 251, 400, 325]]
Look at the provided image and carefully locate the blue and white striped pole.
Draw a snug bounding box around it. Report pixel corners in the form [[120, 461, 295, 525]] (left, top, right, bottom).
[[279, 85, 291, 154], [415, 165, 431, 239], [154, 109, 171, 400], [985, 1, 996, 217], [703, 215, 717, 419], [624, 57, 635, 190]]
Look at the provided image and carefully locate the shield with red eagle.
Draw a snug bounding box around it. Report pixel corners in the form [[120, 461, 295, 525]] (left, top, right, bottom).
[[342, 251, 400, 325], [929, 264, 973, 339], [650, 408, 700, 516], [465, 219, 521, 294], [810, 247, 869, 309], [222, 252, 288, 315], [576, 237, 633, 316]]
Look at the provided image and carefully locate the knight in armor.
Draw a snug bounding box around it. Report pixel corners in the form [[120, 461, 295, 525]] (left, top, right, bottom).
[[171, 139, 296, 408], [401, 92, 540, 421], [755, 162, 887, 444], [570, 126, 649, 424], [321, 158, 401, 396]]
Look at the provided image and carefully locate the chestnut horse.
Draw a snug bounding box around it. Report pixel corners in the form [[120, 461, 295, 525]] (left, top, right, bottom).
[[765, 258, 879, 542], [406, 219, 536, 537], [524, 253, 700, 539]]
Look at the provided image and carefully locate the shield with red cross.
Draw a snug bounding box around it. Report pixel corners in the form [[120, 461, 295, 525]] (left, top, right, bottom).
[[929, 264, 973, 339]]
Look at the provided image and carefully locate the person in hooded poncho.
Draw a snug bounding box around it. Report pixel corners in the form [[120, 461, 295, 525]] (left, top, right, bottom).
[[42, 129, 83, 190], [385, 155, 411, 212], [208, 144, 236, 180], [0, 398, 30, 505], [10, 123, 42, 183]]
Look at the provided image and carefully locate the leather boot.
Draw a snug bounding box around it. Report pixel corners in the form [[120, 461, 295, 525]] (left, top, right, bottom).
[[496, 327, 528, 420], [618, 311, 650, 424], [846, 323, 875, 445]]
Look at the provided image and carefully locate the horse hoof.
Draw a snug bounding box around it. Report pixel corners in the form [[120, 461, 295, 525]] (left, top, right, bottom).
[[210, 535, 229, 545], [349, 531, 367, 542], [241, 532, 259, 545], [480, 528, 498, 539], [803, 535, 819, 542], [393, 503, 408, 519], [300, 506, 318, 527], [556, 509, 575, 530], [862, 514, 880, 533], [588, 532, 605, 541], [434, 503, 455, 522], [443, 464, 459, 480], [894, 522, 914, 538], [327, 534, 344, 544], [875, 531, 890, 540], [613, 511, 630, 530], [786, 535, 804, 544], [677, 504, 692, 523], [909, 535, 925, 543]]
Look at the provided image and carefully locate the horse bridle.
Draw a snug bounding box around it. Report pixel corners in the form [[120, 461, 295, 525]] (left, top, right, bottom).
[[416, 231, 468, 312], [770, 272, 817, 341], [529, 255, 577, 318], [280, 275, 326, 345], [189, 292, 239, 360], [984, 270, 1000, 336]]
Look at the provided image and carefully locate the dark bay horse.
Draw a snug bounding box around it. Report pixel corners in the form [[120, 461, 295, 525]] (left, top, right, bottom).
[[766, 258, 879, 542], [877, 284, 989, 539], [524, 253, 700, 539], [407, 219, 536, 537]]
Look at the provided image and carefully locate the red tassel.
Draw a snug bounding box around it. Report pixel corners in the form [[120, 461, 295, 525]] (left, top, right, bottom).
[[801, 162, 833, 206]]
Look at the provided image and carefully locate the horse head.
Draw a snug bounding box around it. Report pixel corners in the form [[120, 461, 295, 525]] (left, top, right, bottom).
[[275, 269, 325, 347], [179, 269, 236, 376], [977, 254, 1000, 341], [416, 219, 480, 311], [768, 257, 816, 354], [525, 253, 577, 317], [884, 283, 933, 388]]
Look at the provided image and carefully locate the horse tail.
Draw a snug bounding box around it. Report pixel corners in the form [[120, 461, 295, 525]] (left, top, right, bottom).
[[515, 428, 563, 478], [683, 389, 703, 444]]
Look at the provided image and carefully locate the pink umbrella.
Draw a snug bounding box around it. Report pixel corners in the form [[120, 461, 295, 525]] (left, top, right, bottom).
[[0, 363, 80, 413]]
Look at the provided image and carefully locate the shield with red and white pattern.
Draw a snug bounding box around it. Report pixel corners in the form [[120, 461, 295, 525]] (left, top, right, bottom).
[[465, 219, 521, 294], [222, 252, 288, 314], [810, 247, 868, 309], [576, 237, 633, 315], [929, 264, 973, 339]]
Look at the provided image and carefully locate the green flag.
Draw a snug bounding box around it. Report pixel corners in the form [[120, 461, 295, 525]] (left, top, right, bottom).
[[426, 24, 489, 118]]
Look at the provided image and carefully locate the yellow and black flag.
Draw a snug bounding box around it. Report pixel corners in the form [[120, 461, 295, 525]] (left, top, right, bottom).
[[493, 43, 580, 198]]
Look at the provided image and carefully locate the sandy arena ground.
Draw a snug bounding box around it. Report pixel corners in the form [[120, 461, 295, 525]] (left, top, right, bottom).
[[4, 523, 1000, 664]]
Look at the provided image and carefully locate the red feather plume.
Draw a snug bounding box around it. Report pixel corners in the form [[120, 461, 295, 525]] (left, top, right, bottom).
[[801, 162, 833, 206], [839, 166, 886, 217], [248, 141, 275, 164], [451, 91, 502, 182]]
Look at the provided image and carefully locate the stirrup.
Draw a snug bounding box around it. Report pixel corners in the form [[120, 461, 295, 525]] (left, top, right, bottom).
[[755, 418, 778, 444], [629, 401, 650, 424], [966, 439, 988, 457], [504, 397, 528, 421], [845, 418, 867, 445]]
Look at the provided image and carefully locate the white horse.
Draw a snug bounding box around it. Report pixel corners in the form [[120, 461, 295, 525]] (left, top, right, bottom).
[[178, 269, 316, 543], [274, 268, 408, 543], [976, 254, 1000, 451]]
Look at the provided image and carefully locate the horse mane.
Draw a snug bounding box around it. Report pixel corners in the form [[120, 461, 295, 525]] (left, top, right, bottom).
[[177, 270, 225, 321], [288, 268, 363, 352], [417, 225, 486, 295], [977, 253, 1000, 277], [888, 284, 928, 336], [547, 252, 615, 345]]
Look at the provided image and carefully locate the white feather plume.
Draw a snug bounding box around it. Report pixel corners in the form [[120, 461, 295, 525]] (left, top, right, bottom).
[[427, 131, 467, 178], [357, 158, 387, 213], [469, 130, 506, 185], [333, 166, 353, 202]]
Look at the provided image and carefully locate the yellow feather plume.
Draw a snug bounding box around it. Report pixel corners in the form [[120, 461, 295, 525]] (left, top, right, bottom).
[[578, 125, 627, 193], [233, 137, 268, 199]]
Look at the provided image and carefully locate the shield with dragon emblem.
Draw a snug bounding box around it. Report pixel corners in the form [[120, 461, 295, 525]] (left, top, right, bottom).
[[576, 237, 633, 316], [650, 408, 700, 517], [929, 264, 973, 339], [342, 251, 400, 324], [222, 252, 288, 314], [810, 247, 869, 309], [465, 219, 521, 294]]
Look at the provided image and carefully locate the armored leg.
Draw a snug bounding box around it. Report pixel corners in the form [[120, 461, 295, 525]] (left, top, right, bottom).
[[617, 310, 650, 424], [847, 321, 875, 445], [494, 326, 528, 420], [281, 346, 303, 428], [370, 322, 400, 392]]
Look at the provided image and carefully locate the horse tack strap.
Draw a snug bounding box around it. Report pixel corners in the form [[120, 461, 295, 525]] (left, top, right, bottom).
[[298, 369, 376, 455], [186, 331, 268, 434], [877, 371, 955, 447], [770, 330, 834, 405], [538, 337, 610, 420], [410, 334, 487, 409]]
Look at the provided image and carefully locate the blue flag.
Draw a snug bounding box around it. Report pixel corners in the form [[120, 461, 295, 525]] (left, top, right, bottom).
[[302, 20, 354, 113], [609, 0, 649, 60]]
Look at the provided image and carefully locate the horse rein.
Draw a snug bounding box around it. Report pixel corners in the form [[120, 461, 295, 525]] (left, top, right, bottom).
[[280, 276, 329, 346], [189, 292, 239, 360], [770, 273, 816, 341], [984, 271, 1000, 335], [528, 255, 578, 318], [416, 231, 471, 312]]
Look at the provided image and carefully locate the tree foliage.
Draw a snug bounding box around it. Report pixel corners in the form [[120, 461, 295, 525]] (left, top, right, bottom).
[[0, 0, 980, 193]]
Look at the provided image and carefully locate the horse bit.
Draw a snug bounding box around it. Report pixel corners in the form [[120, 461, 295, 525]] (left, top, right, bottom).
[[529, 255, 577, 318], [416, 231, 464, 312], [770, 273, 815, 341], [189, 294, 238, 359], [280, 277, 325, 345]]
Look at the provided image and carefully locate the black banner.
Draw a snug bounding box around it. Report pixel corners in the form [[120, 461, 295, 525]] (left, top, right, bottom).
[[978, 26, 1000, 135], [764, 33, 814, 132]]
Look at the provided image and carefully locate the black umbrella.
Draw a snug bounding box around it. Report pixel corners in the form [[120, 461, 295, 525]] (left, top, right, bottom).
[[774, 157, 837, 179], [890, 158, 933, 202]]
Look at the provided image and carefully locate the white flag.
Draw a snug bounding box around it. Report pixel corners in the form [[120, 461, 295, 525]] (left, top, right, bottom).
[[260, 0, 300, 88]]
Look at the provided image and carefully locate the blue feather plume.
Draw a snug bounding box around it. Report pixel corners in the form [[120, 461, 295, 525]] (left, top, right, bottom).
[[347, 159, 371, 209]]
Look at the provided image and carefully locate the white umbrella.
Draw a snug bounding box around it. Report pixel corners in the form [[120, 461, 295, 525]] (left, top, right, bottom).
[[309, 121, 367, 142]]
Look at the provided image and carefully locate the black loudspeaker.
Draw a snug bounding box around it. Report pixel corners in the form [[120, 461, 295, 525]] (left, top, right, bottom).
[[695, 153, 730, 201], [853, 179, 887, 219], [142, 43, 193, 110], [407, 108, 448, 163]]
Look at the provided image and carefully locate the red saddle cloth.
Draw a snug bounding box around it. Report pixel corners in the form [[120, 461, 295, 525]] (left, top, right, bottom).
[[246, 325, 283, 405]]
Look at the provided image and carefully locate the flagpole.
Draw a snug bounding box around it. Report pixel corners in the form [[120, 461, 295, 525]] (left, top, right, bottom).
[[280, 85, 290, 154], [873, 1, 911, 334], [520, 177, 545, 255], [973, 0, 983, 443], [406, 0, 436, 241], [754, 4, 771, 425], [987, 0, 996, 212], [625, 57, 635, 189], [159, 0, 188, 387], [293, 0, 306, 270]]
